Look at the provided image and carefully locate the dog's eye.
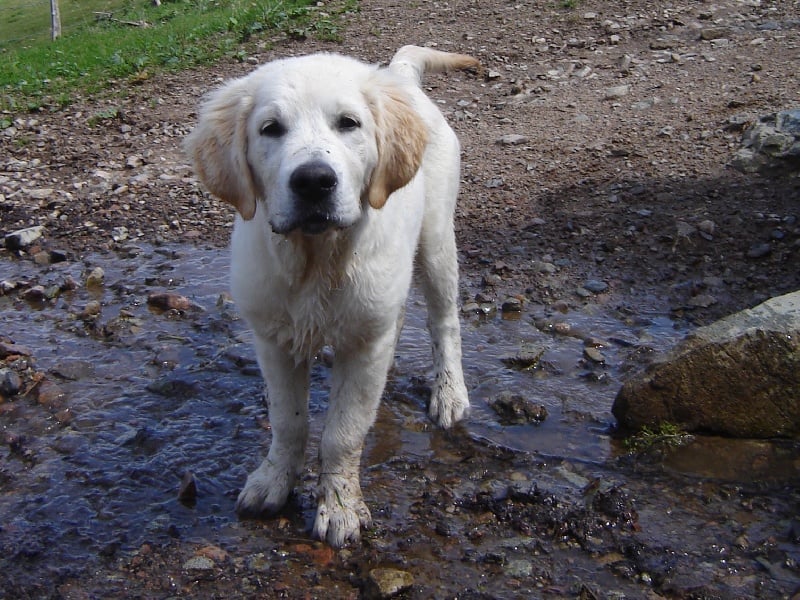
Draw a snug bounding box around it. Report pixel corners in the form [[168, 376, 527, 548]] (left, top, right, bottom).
[[337, 115, 361, 131], [260, 120, 286, 137]]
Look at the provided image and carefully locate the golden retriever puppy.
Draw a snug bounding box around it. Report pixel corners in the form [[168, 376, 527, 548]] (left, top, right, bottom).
[[185, 45, 476, 547]]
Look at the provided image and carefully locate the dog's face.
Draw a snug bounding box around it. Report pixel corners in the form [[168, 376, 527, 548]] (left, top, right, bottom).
[[186, 54, 428, 234]]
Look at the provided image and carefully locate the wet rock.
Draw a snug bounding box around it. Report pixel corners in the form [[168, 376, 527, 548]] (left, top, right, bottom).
[[0, 369, 23, 396], [0, 340, 32, 358], [501, 297, 523, 313], [85, 266, 105, 287], [583, 347, 606, 364], [182, 556, 215, 572], [489, 391, 548, 425], [178, 471, 198, 504], [147, 291, 193, 312], [23, 285, 49, 303], [614, 290, 800, 438], [4, 225, 44, 251], [501, 342, 546, 369], [363, 568, 413, 600]]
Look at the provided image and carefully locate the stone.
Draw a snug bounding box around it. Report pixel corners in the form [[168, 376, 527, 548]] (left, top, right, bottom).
[[178, 471, 198, 503], [4, 225, 44, 250], [603, 85, 629, 100], [363, 568, 413, 600], [489, 392, 548, 425], [582, 279, 609, 294], [85, 267, 105, 287], [613, 290, 800, 438], [732, 109, 800, 175], [182, 556, 215, 571], [495, 134, 528, 146], [147, 292, 193, 312]]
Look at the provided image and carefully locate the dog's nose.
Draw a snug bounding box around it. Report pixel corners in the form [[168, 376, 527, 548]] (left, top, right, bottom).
[[290, 161, 338, 202]]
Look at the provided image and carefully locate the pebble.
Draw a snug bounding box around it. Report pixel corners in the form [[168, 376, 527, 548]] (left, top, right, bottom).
[[582, 279, 609, 294], [182, 556, 215, 571], [583, 347, 606, 363], [746, 243, 771, 259], [501, 297, 523, 313], [603, 85, 629, 100], [85, 267, 105, 287], [0, 369, 23, 396], [147, 292, 193, 312], [489, 392, 548, 425], [363, 568, 414, 600], [4, 225, 45, 251], [495, 134, 528, 146], [178, 471, 198, 503]]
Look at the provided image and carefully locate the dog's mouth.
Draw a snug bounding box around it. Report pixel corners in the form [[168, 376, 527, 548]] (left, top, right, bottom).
[[299, 213, 338, 235], [271, 212, 349, 236]]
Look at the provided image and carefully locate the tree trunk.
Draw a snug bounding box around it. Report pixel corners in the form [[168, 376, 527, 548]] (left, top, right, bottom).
[[50, 0, 62, 41]]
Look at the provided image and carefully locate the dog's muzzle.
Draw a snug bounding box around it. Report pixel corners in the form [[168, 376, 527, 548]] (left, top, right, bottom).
[[283, 160, 340, 234]]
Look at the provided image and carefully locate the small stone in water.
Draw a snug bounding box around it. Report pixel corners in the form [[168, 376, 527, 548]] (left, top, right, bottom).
[[489, 391, 548, 425], [178, 471, 198, 504], [363, 568, 414, 600], [86, 267, 105, 286], [584, 347, 606, 363], [147, 292, 192, 312]]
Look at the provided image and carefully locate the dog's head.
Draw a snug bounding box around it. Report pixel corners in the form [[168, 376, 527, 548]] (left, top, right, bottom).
[[185, 54, 428, 235]]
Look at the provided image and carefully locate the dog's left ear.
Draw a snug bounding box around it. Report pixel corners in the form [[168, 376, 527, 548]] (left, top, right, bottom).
[[365, 80, 428, 209]]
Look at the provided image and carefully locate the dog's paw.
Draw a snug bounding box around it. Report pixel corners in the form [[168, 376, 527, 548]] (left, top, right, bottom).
[[312, 473, 372, 547], [429, 376, 470, 429], [235, 461, 295, 517]]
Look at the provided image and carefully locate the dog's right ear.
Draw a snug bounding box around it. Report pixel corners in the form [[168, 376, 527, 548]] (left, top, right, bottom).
[[184, 80, 258, 220]]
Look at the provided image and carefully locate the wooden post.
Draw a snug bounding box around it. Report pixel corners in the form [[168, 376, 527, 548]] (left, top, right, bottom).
[[50, 0, 62, 41]]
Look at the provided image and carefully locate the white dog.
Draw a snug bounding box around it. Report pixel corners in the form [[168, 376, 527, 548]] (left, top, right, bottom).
[[185, 45, 476, 546]]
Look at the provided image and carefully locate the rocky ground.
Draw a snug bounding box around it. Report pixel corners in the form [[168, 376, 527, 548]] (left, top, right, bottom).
[[2, 0, 800, 598]]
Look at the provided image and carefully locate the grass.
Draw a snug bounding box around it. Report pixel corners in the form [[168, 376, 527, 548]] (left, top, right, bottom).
[[623, 422, 694, 453], [0, 0, 357, 113]]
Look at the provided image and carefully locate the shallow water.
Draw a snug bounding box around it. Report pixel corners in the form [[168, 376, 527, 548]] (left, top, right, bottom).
[[1, 244, 797, 595]]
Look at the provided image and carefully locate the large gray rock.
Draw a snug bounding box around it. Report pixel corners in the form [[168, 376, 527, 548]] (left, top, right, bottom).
[[613, 291, 800, 438], [731, 108, 800, 175]]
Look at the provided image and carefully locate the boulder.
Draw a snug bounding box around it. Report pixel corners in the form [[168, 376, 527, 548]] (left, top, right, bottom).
[[731, 108, 800, 175], [613, 291, 800, 438]]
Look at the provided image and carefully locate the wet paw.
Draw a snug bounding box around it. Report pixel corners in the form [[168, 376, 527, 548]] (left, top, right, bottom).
[[312, 474, 372, 547], [429, 378, 470, 429], [235, 462, 295, 517]]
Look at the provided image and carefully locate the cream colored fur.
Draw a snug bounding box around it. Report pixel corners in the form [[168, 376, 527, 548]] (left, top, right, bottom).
[[185, 45, 477, 547]]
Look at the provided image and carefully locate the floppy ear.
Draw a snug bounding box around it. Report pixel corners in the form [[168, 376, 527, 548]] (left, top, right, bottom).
[[184, 80, 258, 220], [365, 81, 428, 209]]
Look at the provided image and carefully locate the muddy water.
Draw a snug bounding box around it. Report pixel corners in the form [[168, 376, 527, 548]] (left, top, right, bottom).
[[1, 244, 798, 598]]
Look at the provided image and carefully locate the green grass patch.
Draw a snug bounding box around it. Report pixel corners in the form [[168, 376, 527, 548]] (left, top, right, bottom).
[[0, 0, 357, 113], [623, 422, 694, 454]]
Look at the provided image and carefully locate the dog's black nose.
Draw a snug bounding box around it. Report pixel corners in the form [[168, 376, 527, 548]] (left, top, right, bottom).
[[290, 161, 338, 202]]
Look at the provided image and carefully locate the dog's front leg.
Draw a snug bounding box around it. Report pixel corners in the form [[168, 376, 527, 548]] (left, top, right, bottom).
[[236, 336, 310, 517], [312, 328, 397, 547]]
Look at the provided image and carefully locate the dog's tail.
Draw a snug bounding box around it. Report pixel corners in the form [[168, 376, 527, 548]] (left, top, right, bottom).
[[389, 45, 480, 85]]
